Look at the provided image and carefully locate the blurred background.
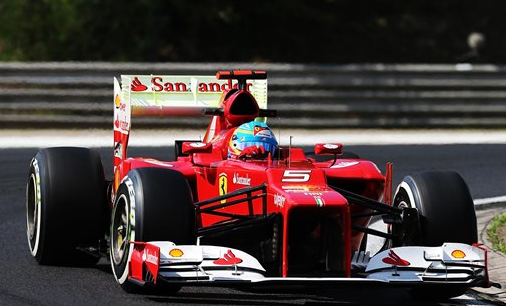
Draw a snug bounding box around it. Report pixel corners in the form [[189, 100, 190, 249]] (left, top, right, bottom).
[[1, 0, 506, 129], [0, 0, 501, 63]]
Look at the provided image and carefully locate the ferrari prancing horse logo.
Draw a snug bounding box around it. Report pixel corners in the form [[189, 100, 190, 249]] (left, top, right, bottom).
[[219, 173, 227, 203]]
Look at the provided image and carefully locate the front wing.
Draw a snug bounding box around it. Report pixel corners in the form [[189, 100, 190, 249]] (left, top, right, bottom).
[[127, 241, 489, 289]]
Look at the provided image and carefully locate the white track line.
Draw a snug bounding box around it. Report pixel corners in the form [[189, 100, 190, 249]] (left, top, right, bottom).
[[474, 196, 506, 206]]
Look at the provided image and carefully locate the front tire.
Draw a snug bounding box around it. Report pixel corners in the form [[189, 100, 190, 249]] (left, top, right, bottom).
[[110, 168, 195, 292], [392, 170, 477, 299], [393, 170, 477, 246], [26, 147, 107, 265]]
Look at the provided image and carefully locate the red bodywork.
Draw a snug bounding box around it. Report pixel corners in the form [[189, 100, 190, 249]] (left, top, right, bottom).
[[112, 71, 388, 278]]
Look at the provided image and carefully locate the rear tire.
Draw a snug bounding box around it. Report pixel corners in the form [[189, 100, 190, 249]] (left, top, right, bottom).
[[110, 168, 195, 293], [26, 147, 107, 265], [392, 170, 477, 299]]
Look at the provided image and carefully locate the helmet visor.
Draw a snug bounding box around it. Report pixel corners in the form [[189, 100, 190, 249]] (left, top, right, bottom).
[[236, 141, 276, 155]]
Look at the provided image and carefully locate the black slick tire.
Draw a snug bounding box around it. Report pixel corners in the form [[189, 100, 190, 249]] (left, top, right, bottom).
[[392, 170, 477, 300], [26, 147, 107, 265], [393, 170, 477, 246], [110, 167, 195, 293]]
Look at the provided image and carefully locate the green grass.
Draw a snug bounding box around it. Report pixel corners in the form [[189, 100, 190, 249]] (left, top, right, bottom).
[[487, 212, 506, 254]]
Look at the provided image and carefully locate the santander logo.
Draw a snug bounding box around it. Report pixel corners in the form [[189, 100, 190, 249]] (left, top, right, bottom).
[[129, 76, 253, 93], [131, 77, 148, 92], [213, 250, 243, 265], [382, 250, 410, 266]]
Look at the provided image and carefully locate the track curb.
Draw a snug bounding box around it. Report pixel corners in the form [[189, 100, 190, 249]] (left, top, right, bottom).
[[472, 202, 506, 303]]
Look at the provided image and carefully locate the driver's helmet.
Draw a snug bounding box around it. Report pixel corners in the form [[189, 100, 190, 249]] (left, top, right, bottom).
[[228, 121, 278, 159]]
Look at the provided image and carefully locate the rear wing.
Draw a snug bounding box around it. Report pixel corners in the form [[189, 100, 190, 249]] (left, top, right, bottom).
[[113, 72, 268, 175], [113, 74, 267, 135]]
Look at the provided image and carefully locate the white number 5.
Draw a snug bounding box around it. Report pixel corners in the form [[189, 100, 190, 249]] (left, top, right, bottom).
[[282, 170, 311, 182]]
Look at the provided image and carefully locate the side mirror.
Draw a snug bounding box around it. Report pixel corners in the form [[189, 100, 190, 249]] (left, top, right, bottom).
[[182, 142, 213, 154], [314, 143, 343, 155]]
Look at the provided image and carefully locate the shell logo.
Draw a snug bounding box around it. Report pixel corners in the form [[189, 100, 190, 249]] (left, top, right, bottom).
[[169, 248, 184, 257], [115, 94, 121, 108], [451, 250, 466, 259]]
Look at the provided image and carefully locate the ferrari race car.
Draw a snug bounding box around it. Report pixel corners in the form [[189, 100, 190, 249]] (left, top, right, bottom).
[[26, 70, 495, 299]]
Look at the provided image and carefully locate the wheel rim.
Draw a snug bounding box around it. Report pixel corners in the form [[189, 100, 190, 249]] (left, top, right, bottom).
[[398, 200, 410, 209], [391, 188, 413, 247], [26, 173, 41, 255], [111, 195, 129, 264], [394, 187, 413, 209]]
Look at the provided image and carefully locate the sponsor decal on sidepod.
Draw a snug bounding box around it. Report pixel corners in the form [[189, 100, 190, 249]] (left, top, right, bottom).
[[233, 173, 251, 186]]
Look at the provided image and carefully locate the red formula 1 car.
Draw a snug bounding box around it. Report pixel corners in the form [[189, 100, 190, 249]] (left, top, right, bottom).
[[26, 70, 494, 299]]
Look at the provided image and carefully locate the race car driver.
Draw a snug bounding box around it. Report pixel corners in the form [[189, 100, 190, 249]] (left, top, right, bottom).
[[228, 121, 278, 160]]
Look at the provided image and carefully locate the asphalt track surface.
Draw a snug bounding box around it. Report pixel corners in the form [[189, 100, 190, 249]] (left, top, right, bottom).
[[1, 144, 505, 306]]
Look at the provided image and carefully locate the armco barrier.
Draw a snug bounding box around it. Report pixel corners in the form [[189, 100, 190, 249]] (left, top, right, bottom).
[[1, 62, 506, 129]]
